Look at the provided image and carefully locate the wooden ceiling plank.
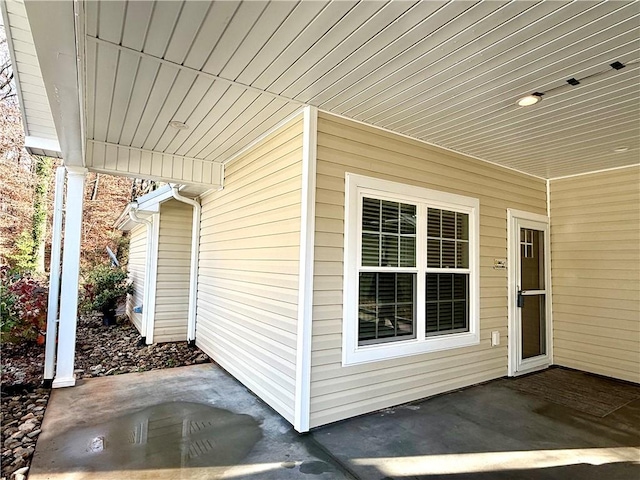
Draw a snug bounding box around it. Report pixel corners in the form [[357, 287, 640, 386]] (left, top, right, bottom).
[[92, 44, 120, 142], [206, 99, 282, 160], [201, 1, 268, 77], [315, 1, 476, 111], [405, 30, 640, 139], [199, 95, 277, 160], [165, 81, 234, 155], [121, 0, 155, 51], [97, 0, 127, 45], [398, 6, 638, 134], [455, 93, 640, 153], [345, 1, 537, 119], [219, 1, 298, 81], [182, 1, 240, 71], [418, 46, 639, 141], [143, 69, 199, 151], [447, 79, 640, 149], [215, 103, 301, 164], [106, 51, 140, 144], [234, 1, 329, 86], [118, 57, 161, 146], [142, 0, 183, 58], [251, 1, 359, 90], [131, 64, 180, 148], [153, 75, 214, 153], [187, 89, 262, 159], [357, 1, 573, 123], [164, 1, 211, 65], [268, 1, 386, 95]]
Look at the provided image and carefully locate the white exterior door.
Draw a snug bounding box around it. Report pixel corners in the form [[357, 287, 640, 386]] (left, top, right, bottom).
[[508, 210, 552, 376]]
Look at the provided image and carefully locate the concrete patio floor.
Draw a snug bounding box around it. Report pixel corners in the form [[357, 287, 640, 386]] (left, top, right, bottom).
[[30, 364, 639, 480]]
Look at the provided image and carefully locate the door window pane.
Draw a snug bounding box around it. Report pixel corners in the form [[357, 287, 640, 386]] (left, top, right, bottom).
[[521, 295, 546, 359], [521, 229, 545, 290]]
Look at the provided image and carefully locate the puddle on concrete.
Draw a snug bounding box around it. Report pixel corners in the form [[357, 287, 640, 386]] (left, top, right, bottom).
[[56, 402, 262, 477]]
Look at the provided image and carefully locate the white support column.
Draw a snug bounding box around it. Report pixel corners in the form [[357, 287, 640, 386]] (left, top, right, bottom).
[[53, 166, 87, 388], [44, 167, 66, 383]]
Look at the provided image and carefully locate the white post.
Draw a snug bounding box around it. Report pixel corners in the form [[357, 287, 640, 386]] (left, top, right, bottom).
[[53, 166, 87, 388], [44, 167, 66, 383]]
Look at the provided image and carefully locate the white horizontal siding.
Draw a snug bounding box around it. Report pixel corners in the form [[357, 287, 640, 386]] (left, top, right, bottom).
[[196, 115, 304, 424], [153, 199, 192, 343], [126, 224, 146, 334], [309, 112, 547, 428], [550, 166, 640, 383]]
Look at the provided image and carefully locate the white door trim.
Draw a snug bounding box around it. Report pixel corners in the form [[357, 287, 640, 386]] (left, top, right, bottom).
[[507, 209, 553, 376]]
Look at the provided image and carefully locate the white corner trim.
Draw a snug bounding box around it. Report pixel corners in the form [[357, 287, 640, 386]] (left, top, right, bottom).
[[144, 213, 161, 345], [294, 106, 317, 433]]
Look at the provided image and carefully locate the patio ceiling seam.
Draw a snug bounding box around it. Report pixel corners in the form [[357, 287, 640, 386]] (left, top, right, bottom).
[[86, 35, 307, 109]]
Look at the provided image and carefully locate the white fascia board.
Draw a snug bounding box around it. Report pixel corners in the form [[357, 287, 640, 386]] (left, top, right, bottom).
[[24, 136, 61, 153], [23, 1, 83, 166], [0, 1, 30, 138]]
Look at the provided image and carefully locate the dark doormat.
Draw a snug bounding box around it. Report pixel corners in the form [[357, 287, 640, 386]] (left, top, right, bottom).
[[506, 367, 640, 417]]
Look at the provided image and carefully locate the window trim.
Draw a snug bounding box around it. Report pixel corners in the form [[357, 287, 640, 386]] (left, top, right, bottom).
[[343, 173, 480, 366]]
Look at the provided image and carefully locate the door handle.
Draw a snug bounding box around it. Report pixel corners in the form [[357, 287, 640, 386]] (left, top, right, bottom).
[[517, 290, 525, 308]]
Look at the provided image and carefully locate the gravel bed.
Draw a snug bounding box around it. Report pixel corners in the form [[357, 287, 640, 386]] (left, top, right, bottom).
[[1, 314, 209, 480]]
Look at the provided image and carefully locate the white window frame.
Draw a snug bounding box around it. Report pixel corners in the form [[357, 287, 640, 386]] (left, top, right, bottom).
[[343, 173, 480, 366]]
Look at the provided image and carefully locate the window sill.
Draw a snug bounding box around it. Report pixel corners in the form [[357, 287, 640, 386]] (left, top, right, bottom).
[[342, 330, 480, 366]]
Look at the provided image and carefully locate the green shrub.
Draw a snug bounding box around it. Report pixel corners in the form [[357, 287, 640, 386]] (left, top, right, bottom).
[[81, 265, 132, 317]]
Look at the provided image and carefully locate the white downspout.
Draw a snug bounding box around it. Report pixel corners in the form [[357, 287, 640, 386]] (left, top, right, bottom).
[[128, 202, 153, 342], [170, 185, 201, 343], [44, 167, 66, 384]]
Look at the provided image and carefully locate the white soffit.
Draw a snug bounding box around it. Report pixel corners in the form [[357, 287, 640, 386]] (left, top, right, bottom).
[[81, 1, 640, 179], [0, 0, 61, 158]]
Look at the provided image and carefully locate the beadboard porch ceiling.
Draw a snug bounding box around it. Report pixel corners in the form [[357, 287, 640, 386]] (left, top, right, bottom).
[[9, 0, 640, 180]]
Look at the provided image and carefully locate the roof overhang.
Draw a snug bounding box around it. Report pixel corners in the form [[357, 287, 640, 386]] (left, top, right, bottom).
[[8, 1, 640, 180]]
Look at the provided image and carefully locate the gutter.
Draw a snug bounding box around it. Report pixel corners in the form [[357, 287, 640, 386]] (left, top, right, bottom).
[[169, 185, 201, 343], [128, 202, 154, 342]]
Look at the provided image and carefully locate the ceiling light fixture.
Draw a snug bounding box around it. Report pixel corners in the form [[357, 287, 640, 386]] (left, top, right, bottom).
[[516, 92, 544, 107], [169, 120, 189, 130], [613, 147, 629, 153]]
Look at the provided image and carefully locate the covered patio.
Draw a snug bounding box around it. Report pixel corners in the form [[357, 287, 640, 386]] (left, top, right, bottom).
[[2, 0, 638, 444], [30, 363, 640, 479]]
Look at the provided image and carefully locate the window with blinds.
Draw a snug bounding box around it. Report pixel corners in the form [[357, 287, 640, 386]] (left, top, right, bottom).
[[344, 173, 480, 365]]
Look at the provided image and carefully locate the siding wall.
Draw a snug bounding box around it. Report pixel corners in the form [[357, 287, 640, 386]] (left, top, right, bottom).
[[550, 166, 640, 383], [196, 116, 304, 424], [310, 113, 547, 428], [126, 224, 146, 333], [153, 199, 192, 342]]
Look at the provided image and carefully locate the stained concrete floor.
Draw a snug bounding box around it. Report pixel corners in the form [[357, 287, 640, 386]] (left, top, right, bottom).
[[29, 364, 354, 480], [30, 364, 639, 480]]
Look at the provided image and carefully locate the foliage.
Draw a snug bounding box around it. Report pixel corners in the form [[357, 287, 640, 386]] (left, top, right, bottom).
[[32, 156, 53, 271], [0, 266, 48, 343], [81, 265, 132, 315], [82, 172, 134, 270], [7, 230, 37, 273]]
